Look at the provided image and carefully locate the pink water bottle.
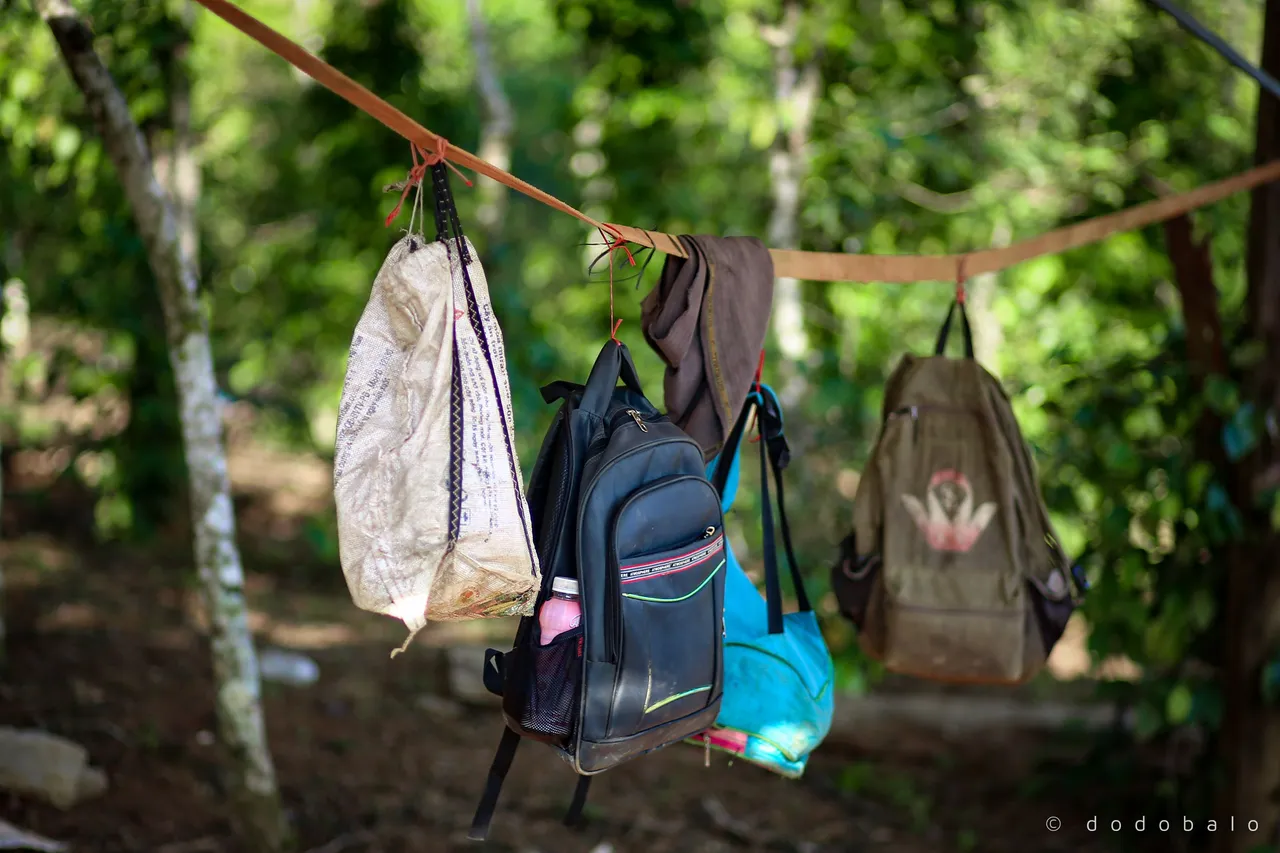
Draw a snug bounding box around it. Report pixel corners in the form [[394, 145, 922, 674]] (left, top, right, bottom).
[[538, 577, 582, 645]]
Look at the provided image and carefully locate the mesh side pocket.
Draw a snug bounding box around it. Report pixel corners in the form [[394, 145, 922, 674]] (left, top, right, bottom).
[[518, 626, 583, 740]]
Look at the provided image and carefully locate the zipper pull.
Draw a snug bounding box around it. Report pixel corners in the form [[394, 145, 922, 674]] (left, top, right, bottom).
[[703, 526, 716, 538], [627, 409, 649, 432]]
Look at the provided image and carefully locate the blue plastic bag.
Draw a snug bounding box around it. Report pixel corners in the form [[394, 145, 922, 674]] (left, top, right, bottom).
[[686, 384, 835, 778]]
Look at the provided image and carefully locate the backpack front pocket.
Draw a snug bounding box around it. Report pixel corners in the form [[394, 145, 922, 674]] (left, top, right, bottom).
[[605, 476, 725, 738]]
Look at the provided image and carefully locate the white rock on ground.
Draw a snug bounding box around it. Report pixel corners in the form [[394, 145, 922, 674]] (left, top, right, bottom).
[[0, 819, 68, 852], [0, 728, 107, 809]]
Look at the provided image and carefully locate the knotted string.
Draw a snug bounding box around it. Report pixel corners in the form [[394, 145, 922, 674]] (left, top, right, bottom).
[[384, 135, 474, 229], [598, 226, 635, 344]]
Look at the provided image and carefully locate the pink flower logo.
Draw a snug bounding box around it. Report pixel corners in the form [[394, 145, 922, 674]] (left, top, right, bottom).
[[900, 469, 997, 553]]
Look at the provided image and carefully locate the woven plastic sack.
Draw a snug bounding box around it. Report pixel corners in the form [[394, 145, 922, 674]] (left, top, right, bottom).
[[333, 223, 540, 653]]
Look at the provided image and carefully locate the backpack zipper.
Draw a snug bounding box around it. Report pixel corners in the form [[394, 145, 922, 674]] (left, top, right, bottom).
[[585, 407, 666, 459], [887, 404, 980, 442], [888, 404, 981, 419]]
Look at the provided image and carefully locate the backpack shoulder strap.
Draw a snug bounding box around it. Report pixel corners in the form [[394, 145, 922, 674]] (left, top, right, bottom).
[[982, 372, 1087, 600], [564, 776, 591, 826], [468, 727, 522, 841]]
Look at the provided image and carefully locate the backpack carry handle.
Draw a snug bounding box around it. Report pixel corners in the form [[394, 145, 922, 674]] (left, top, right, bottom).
[[934, 299, 975, 359], [580, 339, 646, 417]]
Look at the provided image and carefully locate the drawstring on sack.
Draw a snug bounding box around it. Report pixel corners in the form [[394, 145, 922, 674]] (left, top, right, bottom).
[[955, 255, 968, 305]]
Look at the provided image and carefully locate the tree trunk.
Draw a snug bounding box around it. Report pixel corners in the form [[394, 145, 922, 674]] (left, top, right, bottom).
[[154, 4, 201, 267], [465, 0, 514, 238], [765, 1, 819, 409], [35, 3, 289, 850], [1216, 0, 1280, 847], [967, 222, 1009, 373], [0, 273, 28, 671]]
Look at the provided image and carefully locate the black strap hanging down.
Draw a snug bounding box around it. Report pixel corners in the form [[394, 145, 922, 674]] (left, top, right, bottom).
[[709, 387, 756, 498], [431, 161, 470, 265], [755, 389, 812, 615], [429, 160, 537, 574], [711, 387, 816, 634], [468, 727, 522, 841], [564, 776, 592, 826], [766, 440, 812, 615], [756, 409, 785, 635]]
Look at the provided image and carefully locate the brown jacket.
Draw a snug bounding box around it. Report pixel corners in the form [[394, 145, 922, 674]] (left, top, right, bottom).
[[640, 235, 774, 460]]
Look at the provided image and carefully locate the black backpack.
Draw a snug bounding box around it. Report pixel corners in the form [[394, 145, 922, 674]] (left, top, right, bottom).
[[468, 339, 726, 841]]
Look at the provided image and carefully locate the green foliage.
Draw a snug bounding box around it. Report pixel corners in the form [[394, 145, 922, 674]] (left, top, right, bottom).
[[1, 0, 1273, 804]]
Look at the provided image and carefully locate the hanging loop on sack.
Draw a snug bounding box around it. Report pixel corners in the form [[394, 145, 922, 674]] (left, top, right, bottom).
[[430, 160, 472, 265]]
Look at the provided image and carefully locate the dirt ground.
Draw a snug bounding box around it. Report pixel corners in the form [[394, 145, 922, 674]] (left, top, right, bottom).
[[0, 459, 1159, 853]]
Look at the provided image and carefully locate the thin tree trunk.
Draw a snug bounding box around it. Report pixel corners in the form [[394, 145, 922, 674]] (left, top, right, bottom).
[[465, 0, 513, 238], [0, 275, 22, 670], [35, 3, 289, 850], [0, 272, 28, 670], [0, 441, 4, 670], [1217, 0, 1280, 847], [764, 1, 819, 409], [966, 223, 1009, 372], [154, 2, 201, 266]]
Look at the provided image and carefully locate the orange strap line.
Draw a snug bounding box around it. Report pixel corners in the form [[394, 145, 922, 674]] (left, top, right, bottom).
[[191, 0, 1280, 284], [188, 0, 617, 240]]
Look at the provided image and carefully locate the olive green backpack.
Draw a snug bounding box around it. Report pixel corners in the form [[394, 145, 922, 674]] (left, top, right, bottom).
[[830, 300, 1087, 685]]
